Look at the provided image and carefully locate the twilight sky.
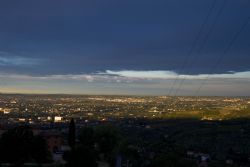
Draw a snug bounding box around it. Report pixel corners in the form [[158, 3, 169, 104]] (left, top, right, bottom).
[[0, 0, 249, 96]]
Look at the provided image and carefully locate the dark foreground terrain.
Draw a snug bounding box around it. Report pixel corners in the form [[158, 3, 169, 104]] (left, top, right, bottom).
[[0, 94, 250, 167]]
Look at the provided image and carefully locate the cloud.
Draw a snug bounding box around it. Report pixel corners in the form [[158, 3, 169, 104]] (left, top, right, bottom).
[[0, 52, 41, 66], [0, 70, 249, 82], [102, 70, 250, 80], [0, 70, 249, 96], [0, 73, 116, 83], [100, 70, 178, 79]]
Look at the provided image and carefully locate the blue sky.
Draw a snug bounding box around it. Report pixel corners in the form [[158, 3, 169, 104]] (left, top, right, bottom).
[[0, 0, 249, 96]]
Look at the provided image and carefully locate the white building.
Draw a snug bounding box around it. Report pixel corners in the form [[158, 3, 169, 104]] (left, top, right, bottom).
[[54, 116, 63, 122]]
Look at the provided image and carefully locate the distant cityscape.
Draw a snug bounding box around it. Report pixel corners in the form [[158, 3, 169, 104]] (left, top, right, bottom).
[[0, 94, 249, 126]]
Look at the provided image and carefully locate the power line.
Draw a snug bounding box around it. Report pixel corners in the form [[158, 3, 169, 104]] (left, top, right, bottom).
[[194, 17, 250, 97], [173, 0, 228, 96], [168, 0, 218, 96]]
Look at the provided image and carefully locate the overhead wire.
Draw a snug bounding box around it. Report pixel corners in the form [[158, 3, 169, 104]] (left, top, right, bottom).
[[167, 0, 218, 96], [194, 17, 250, 97], [173, 0, 228, 96]]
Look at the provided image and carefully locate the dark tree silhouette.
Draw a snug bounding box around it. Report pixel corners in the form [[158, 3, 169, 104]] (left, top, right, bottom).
[[94, 125, 121, 165], [64, 125, 121, 167], [95, 125, 120, 155], [66, 145, 98, 167], [78, 126, 95, 147], [68, 118, 76, 148], [0, 126, 51, 166], [64, 126, 98, 167]]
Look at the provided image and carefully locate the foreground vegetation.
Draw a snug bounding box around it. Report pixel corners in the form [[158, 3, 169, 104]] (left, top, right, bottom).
[[1, 118, 250, 167]]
